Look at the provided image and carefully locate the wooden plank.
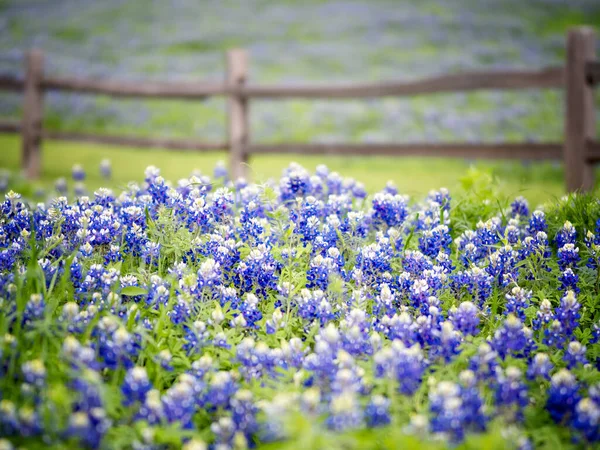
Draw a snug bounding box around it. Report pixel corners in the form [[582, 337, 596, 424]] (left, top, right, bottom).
[[43, 76, 226, 99], [240, 66, 564, 99], [586, 139, 600, 163], [21, 50, 44, 179], [43, 130, 226, 151], [0, 75, 24, 91], [0, 119, 21, 133], [39, 66, 563, 100], [586, 61, 600, 85], [564, 27, 596, 192], [247, 142, 563, 159], [227, 49, 249, 179]]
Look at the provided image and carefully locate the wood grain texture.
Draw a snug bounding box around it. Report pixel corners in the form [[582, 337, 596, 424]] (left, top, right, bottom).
[[240, 67, 564, 99], [586, 61, 600, 85], [21, 50, 44, 179], [0, 75, 24, 91], [42, 77, 224, 99], [586, 139, 600, 163], [0, 119, 21, 133], [564, 27, 596, 191], [227, 49, 249, 180], [247, 142, 563, 159]]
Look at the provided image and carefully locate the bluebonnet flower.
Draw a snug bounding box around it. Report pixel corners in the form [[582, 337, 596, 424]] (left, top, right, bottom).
[[93, 319, 140, 369], [235, 244, 280, 299], [55, 177, 67, 194], [214, 160, 228, 181], [197, 258, 222, 290], [556, 290, 581, 338], [527, 353, 553, 380], [492, 315, 531, 359], [558, 268, 579, 292], [211, 417, 237, 448], [183, 320, 209, 353], [122, 367, 152, 405], [0, 400, 19, 436], [23, 294, 45, 326], [22, 360, 46, 387], [15, 407, 43, 437], [296, 289, 336, 325], [572, 398, 600, 443], [449, 301, 480, 335], [435, 321, 463, 363], [451, 267, 494, 306], [306, 253, 339, 291], [527, 210, 547, 235], [280, 165, 311, 201], [557, 244, 580, 270], [280, 338, 306, 370], [555, 221, 577, 248], [162, 376, 198, 428], [374, 341, 425, 396], [504, 224, 520, 245], [204, 371, 237, 410], [381, 312, 416, 345], [72, 164, 85, 181], [238, 293, 263, 329], [458, 370, 487, 433], [510, 196, 529, 218], [141, 241, 161, 266], [419, 225, 452, 258], [326, 391, 363, 431], [504, 286, 532, 321], [564, 341, 588, 369], [230, 389, 258, 441], [544, 320, 566, 348], [519, 232, 552, 274], [74, 182, 87, 197], [533, 299, 554, 331], [371, 192, 409, 228], [236, 338, 278, 381], [99, 159, 111, 179], [429, 381, 466, 442], [546, 369, 581, 424], [65, 408, 112, 449], [591, 321, 600, 345], [365, 395, 391, 427], [494, 366, 529, 421], [584, 226, 600, 270]]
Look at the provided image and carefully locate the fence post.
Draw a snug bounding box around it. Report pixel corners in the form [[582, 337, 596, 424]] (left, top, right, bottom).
[[22, 49, 44, 180], [227, 49, 249, 181], [564, 27, 596, 192]]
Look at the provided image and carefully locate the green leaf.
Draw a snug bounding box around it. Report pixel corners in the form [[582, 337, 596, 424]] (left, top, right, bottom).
[[121, 286, 148, 296]]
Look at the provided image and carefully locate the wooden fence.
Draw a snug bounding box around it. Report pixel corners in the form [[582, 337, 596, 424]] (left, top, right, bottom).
[[0, 26, 598, 191]]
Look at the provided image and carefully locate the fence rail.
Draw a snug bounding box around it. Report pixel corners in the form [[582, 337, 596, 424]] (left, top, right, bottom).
[[0, 26, 598, 190]]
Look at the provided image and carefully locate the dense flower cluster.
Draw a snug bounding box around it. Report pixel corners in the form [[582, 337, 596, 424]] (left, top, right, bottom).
[[0, 162, 599, 449]]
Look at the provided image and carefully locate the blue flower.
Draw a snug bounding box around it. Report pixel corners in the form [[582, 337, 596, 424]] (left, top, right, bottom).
[[365, 395, 391, 427], [546, 369, 581, 424], [450, 301, 480, 336], [21, 360, 46, 387], [504, 287, 532, 321], [572, 398, 600, 443], [564, 341, 588, 369], [122, 367, 152, 405], [527, 353, 553, 380], [555, 221, 577, 248]]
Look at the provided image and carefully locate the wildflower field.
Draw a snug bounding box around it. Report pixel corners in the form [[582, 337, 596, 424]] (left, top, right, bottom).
[[0, 161, 599, 449]]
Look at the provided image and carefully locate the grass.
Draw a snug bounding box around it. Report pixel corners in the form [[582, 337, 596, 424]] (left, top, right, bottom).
[[0, 134, 586, 206]]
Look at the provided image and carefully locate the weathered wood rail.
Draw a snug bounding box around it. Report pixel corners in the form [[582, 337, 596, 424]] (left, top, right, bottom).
[[0, 26, 598, 191]]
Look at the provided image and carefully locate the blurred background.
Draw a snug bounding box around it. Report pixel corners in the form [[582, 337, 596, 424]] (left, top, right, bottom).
[[0, 0, 599, 204]]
